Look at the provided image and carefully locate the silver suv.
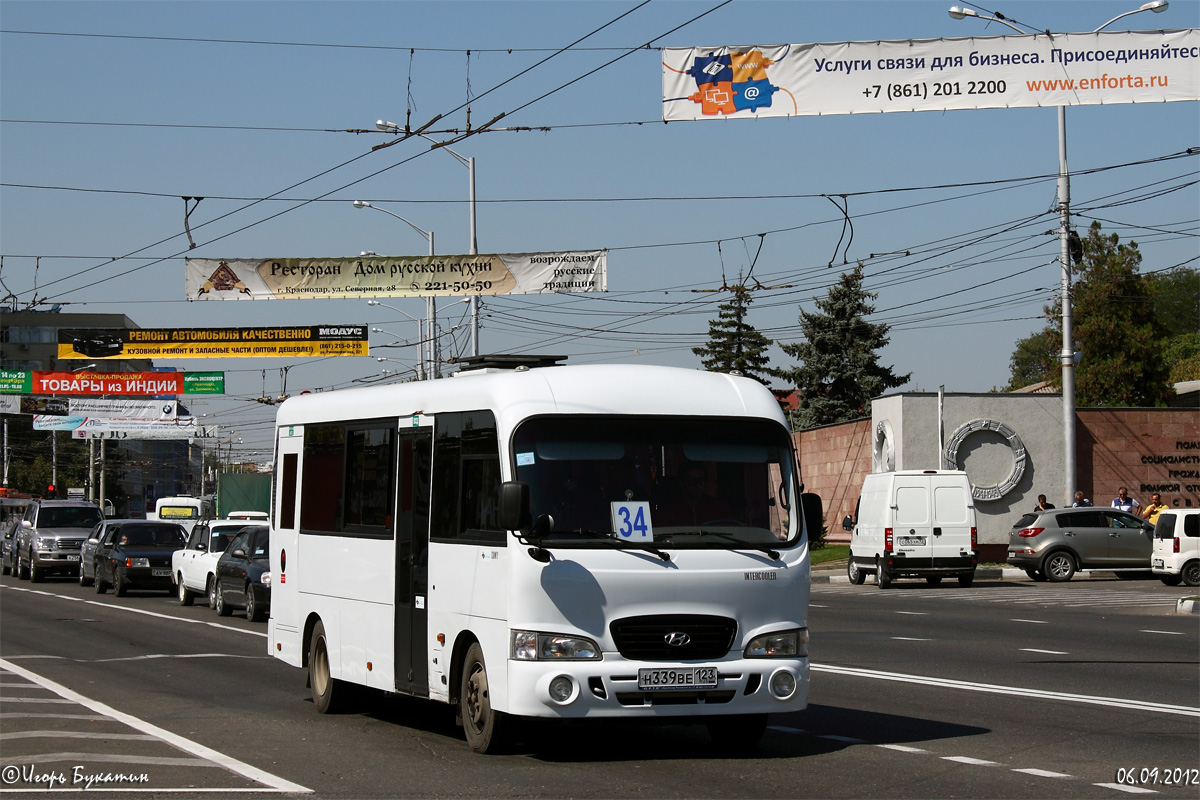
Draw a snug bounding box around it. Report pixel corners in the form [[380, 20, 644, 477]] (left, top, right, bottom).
[[14, 499, 105, 582], [1007, 506, 1154, 582]]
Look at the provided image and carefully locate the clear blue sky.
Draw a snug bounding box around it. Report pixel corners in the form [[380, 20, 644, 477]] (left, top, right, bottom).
[[2, 0, 1197, 456]]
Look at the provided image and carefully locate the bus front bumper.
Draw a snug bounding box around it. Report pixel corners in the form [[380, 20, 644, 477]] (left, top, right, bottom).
[[503, 656, 809, 719]]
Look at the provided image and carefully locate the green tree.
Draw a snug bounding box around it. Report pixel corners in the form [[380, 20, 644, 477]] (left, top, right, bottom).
[[692, 286, 776, 385], [773, 264, 910, 429], [1005, 329, 1057, 390], [1146, 267, 1200, 384], [1044, 222, 1171, 407]]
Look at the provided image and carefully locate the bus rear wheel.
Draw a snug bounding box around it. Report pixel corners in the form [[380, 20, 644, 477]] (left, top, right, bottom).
[[460, 642, 510, 754], [309, 620, 348, 714]]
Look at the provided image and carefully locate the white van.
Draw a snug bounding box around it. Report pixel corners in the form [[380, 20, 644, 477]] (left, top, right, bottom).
[[1151, 509, 1199, 587], [843, 470, 977, 588]]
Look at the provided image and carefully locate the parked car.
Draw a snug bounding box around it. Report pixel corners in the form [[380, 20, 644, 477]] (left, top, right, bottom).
[[1007, 506, 1154, 582], [213, 525, 271, 622], [172, 519, 251, 607], [1152, 509, 1199, 587], [14, 499, 104, 582], [77, 521, 106, 587], [92, 520, 187, 596]]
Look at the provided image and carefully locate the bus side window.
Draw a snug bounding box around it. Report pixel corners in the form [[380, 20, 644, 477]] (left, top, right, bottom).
[[431, 410, 503, 545]]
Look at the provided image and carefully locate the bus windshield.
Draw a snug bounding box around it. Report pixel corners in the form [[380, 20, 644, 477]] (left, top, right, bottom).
[[512, 415, 799, 549]]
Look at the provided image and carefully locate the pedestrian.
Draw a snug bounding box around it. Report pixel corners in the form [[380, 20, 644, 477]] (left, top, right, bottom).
[[1111, 487, 1140, 515], [1141, 492, 1167, 525], [1033, 494, 1055, 512], [1071, 491, 1092, 507]]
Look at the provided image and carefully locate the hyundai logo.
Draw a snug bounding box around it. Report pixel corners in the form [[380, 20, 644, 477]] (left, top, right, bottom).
[[664, 632, 691, 647]]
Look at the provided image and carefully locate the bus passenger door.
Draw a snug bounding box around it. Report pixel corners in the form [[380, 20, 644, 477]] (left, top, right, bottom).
[[394, 427, 432, 696]]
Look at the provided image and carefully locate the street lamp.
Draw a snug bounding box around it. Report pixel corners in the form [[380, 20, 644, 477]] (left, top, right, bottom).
[[950, 1, 1171, 505], [366, 299, 429, 379], [355, 201, 437, 379], [377, 120, 480, 357]]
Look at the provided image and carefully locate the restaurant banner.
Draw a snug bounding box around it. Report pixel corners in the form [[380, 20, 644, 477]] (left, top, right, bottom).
[[57, 326, 367, 359], [184, 252, 607, 300], [662, 29, 1200, 120]]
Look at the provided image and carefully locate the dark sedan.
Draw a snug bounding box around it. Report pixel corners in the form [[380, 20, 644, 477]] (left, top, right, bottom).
[[214, 525, 271, 622], [93, 521, 187, 596]]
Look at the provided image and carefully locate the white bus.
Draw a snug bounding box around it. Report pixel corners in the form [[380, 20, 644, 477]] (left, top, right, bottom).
[[268, 358, 814, 753], [150, 495, 214, 535]]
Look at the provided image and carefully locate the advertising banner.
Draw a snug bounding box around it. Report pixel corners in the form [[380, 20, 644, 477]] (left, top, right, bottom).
[[662, 29, 1200, 120], [26, 371, 183, 397], [183, 373, 225, 394], [33, 416, 213, 440], [0, 370, 32, 394], [57, 326, 366, 359], [184, 252, 607, 300], [70, 399, 178, 419], [0, 371, 222, 396]]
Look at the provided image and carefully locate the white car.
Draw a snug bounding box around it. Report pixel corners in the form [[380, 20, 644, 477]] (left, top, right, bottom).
[[1152, 509, 1199, 587], [172, 519, 252, 607]]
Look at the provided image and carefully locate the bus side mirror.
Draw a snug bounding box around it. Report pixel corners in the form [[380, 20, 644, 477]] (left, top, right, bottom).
[[498, 481, 532, 532]]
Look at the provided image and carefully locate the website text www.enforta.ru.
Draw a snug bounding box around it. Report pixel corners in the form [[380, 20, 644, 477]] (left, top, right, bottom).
[[1027, 74, 1168, 91]]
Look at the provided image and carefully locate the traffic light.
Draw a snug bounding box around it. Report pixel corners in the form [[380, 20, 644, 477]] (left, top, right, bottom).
[[46, 484, 57, 498]]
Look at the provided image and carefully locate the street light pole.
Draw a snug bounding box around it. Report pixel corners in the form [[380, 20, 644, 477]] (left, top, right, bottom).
[[949, 0, 1169, 505], [376, 121, 481, 357], [354, 201, 437, 378]]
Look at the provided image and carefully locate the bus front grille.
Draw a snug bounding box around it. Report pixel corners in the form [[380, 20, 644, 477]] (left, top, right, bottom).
[[609, 614, 736, 661]]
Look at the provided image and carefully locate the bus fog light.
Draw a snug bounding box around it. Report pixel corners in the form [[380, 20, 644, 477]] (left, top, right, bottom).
[[769, 669, 797, 699], [548, 675, 575, 703]]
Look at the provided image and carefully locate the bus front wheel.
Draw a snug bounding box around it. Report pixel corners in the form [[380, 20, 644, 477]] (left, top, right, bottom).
[[460, 642, 510, 754], [309, 620, 347, 714]]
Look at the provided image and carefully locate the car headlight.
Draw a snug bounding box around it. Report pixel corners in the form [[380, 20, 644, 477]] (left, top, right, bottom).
[[511, 630, 601, 661], [34, 536, 54, 551], [745, 628, 808, 658], [260, 572, 272, 586], [126, 557, 150, 568]]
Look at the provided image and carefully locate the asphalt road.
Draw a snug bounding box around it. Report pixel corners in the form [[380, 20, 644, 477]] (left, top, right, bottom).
[[1, 572, 1196, 799]]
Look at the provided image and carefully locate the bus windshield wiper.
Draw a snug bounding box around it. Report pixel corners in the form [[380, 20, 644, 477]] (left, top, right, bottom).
[[662, 530, 780, 560], [559, 529, 672, 562]]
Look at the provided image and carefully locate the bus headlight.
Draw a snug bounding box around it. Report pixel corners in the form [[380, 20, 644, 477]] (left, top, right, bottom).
[[511, 631, 601, 661], [745, 628, 808, 658]]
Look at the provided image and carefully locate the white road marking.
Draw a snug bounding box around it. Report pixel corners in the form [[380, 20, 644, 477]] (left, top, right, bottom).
[[891, 637, 932, 641], [895, 611, 928, 615], [0, 658, 310, 793], [1095, 783, 1158, 794], [876, 744, 928, 753], [0, 585, 264, 638], [1020, 648, 1069, 655], [942, 756, 1000, 766], [1139, 630, 1184, 635], [1011, 619, 1048, 624], [811, 664, 1200, 717], [1, 731, 157, 741], [1013, 768, 1074, 779]]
